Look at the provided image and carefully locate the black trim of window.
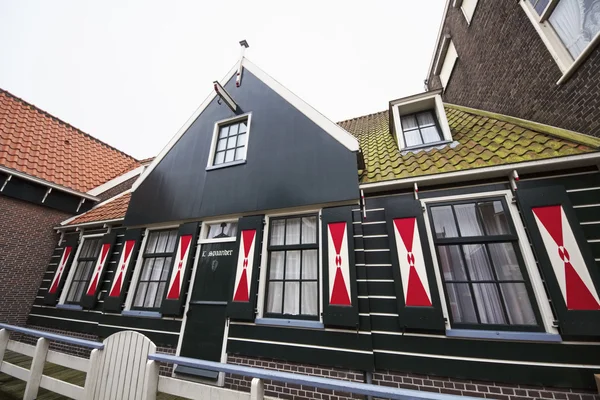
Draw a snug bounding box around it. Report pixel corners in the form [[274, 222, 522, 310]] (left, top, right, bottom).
[[427, 197, 544, 332], [264, 213, 320, 321]]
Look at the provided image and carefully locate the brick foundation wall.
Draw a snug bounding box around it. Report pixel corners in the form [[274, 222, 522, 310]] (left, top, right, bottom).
[[427, 0, 600, 138], [0, 195, 71, 326], [225, 355, 600, 400]]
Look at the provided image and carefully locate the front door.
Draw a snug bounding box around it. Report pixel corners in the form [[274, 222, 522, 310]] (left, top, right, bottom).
[[178, 241, 236, 379]]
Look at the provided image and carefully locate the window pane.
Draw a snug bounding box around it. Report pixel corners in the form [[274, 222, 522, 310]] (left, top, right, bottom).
[[270, 220, 285, 245], [154, 282, 167, 308], [478, 201, 510, 235], [283, 282, 300, 315], [144, 282, 159, 308], [462, 244, 495, 281], [488, 243, 523, 280], [416, 111, 436, 127], [155, 231, 169, 253], [403, 129, 422, 147], [454, 203, 484, 236], [446, 283, 478, 323], [267, 282, 283, 314], [166, 230, 178, 253], [225, 149, 235, 163], [72, 261, 86, 281], [472, 283, 506, 324], [151, 258, 165, 281], [66, 284, 78, 302], [219, 126, 229, 139], [237, 133, 247, 147], [145, 232, 159, 254], [214, 151, 225, 165], [437, 245, 468, 281], [301, 216, 317, 244], [302, 250, 318, 279], [140, 258, 154, 281], [302, 282, 318, 315], [134, 283, 147, 307], [227, 136, 237, 149], [420, 126, 441, 143], [500, 283, 537, 325], [161, 257, 172, 281], [239, 121, 247, 133], [74, 282, 86, 304], [207, 222, 237, 238], [431, 206, 459, 238], [82, 261, 95, 282], [401, 115, 418, 130], [285, 218, 301, 245], [235, 146, 246, 161], [228, 123, 239, 136], [529, 0, 550, 15], [285, 251, 301, 279], [217, 139, 227, 151], [549, 0, 600, 59], [269, 252, 285, 279]]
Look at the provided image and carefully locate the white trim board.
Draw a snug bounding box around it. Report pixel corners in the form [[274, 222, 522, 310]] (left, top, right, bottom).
[[132, 57, 359, 191], [87, 165, 144, 196]]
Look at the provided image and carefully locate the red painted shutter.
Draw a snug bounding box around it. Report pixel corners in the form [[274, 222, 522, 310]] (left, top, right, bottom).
[[322, 206, 359, 328], [80, 232, 117, 309], [227, 215, 264, 320], [103, 228, 143, 313], [44, 234, 79, 305], [518, 186, 600, 337], [385, 195, 445, 331], [160, 222, 200, 316]]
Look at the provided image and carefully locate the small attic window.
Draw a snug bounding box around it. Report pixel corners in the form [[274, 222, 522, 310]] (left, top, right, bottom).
[[207, 113, 252, 170], [390, 91, 453, 151]]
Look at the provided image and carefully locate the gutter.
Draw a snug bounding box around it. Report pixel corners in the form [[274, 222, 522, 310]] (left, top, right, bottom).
[[54, 218, 124, 230], [359, 152, 600, 193], [0, 165, 100, 201]]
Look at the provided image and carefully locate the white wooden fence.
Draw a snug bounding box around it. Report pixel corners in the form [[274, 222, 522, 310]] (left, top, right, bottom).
[[0, 323, 476, 400]]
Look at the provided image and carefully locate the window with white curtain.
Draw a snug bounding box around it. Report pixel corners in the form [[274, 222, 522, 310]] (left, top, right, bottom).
[[400, 110, 443, 148], [132, 229, 178, 310], [429, 199, 542, 331], [265, 215, 319, 320], [206, 222, 238, 239], [65, 237, 102, 304]]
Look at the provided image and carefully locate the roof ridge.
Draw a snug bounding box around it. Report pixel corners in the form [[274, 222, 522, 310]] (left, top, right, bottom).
[[444, 102, 600, 149], [0, 88, 139, 162], [337, 109, 388, 125]]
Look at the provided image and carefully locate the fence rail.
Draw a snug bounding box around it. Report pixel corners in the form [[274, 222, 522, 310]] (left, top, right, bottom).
[[0, 323, 481, 400]]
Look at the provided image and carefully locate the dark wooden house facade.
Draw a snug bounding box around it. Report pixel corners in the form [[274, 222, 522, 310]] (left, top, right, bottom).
[[26, 53, 600, 399]]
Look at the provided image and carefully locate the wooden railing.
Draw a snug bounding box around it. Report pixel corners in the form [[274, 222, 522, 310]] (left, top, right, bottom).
[[0, 323, 480, 400]]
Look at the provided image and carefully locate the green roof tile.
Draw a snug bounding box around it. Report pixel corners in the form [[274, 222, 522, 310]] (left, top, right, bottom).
[[338, 103, 598, 184]]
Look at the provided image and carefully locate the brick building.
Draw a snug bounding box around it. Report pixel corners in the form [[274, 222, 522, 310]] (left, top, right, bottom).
[[426, 0, 600, 138]]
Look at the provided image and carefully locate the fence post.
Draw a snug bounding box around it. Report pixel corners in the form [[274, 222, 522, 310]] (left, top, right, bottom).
[[143, 360, 159, 400], [251, 377, 264, 400], [83, 348, 101, 400], [0, 329, 9, 363], [23, 337, 49, 400]]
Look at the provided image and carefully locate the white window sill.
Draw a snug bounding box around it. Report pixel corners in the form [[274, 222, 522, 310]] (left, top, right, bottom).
[[446, 329, 562, 342], [255, 318, 324, 329], [400, 140, 457, 155], [56, 304, 83, 311], [206, 160, 246, 171], [122, 310, 162, 319]]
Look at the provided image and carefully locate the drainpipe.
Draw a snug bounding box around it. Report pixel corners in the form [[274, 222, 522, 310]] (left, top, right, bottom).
[[365, 371, 373, 400]]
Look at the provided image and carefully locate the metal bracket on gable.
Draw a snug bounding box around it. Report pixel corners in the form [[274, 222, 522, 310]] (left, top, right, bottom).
[[214, 81, 238, 113], [42, 187, 52, 203], [0, 174, 12, 192], [236, 40, 249, 87], [509, 169, 519, 192]]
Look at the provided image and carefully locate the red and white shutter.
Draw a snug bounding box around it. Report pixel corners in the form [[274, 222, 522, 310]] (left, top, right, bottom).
[[81, 232, 117, 309], [385, 196, 445, 331], [44, 234, 79, 305], [322, 206, 358, 328], [518, 186, 600, 337], [104, 229, 143, 313], [227, 215, 264, 321], [160, 222, 199, 316]]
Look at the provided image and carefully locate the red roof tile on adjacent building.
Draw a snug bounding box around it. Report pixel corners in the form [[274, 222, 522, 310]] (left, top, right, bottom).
[[0, 89, 140, 193], [67, 192, 132, 225]]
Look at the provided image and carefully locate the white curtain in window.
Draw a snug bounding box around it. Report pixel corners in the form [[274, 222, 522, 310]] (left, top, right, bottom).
[[286, 218, 301, 245], [270, 220, 285, 245], [550, 0, 600, 59]]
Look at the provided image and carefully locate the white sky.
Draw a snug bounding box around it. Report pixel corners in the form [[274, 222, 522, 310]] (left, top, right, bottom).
[[0, 1, 445, 159]]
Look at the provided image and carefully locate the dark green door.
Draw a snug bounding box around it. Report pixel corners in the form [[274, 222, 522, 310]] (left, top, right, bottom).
[[178, 242, 236, 379]]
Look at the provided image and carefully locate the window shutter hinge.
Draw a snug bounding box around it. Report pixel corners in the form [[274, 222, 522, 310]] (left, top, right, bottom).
[[552, 320, 559, 328]]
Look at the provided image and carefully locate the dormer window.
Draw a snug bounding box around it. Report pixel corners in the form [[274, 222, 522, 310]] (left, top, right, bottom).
[[401, 110, 443, 147], [207, 113, 252, 170], [390, 91, 453, 151]]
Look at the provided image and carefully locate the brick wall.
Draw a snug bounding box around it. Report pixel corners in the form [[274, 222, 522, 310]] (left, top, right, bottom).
[[97, 175, 139, 202], [427, 0, 600, 138], [225, 355, 600, 400], [0, 195, 71, 326]]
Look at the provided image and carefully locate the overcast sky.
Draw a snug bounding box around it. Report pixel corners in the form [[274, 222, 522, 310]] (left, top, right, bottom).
[[0, 1, 445, 159]]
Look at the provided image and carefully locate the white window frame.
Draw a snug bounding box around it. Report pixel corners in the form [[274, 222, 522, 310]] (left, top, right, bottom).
[[391, 91, 453, 151], [520, 0, 600, 84], [206, 112, 252, 170], [201, 218, 239, 244], [256, 208, 323, 323], [421, 189, 558, 334], [123, 224, 179, 312], [59, 233, 104, 306], [435, 36, 458, 91], [453, 0, 479, 25]]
